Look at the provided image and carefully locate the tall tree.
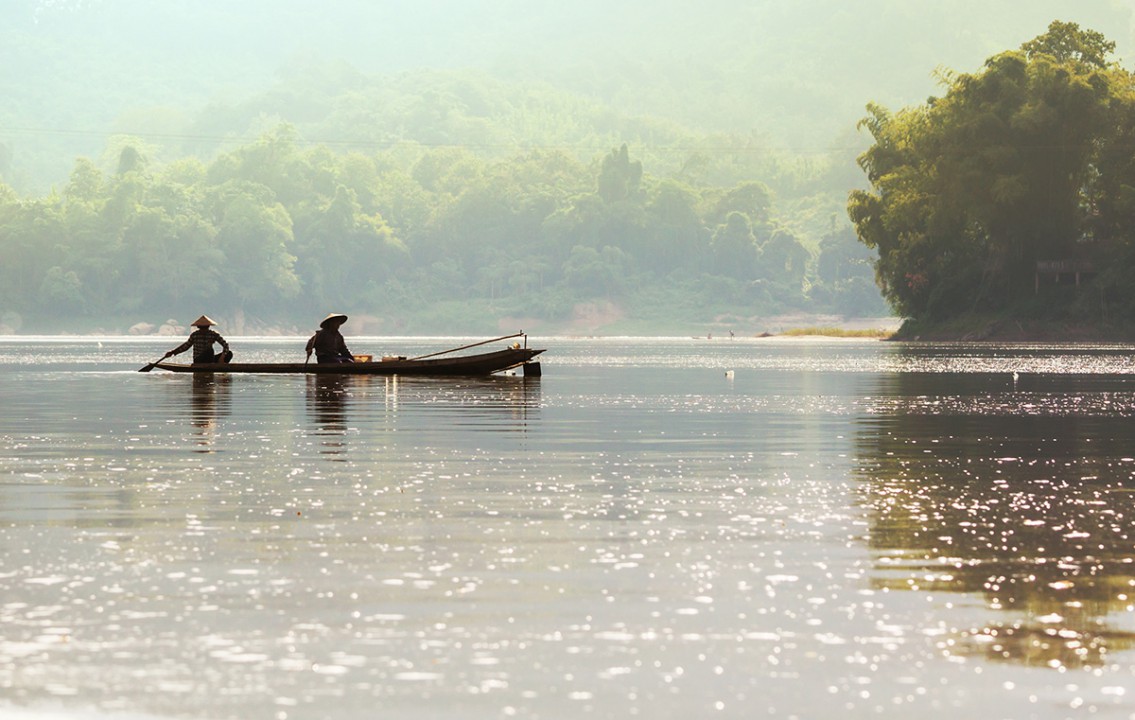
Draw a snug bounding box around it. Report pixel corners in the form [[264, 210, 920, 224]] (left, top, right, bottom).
[[711, 212, 759, 280], [849, 22, 1125, 321], [294, 184, 407, 308], [211, 181, 300, 312], [597, 144, 643, 204]]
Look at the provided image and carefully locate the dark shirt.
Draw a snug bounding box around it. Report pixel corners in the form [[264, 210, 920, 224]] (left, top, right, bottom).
[[306, 328, 351, 359], [171, 328, 229, 362]]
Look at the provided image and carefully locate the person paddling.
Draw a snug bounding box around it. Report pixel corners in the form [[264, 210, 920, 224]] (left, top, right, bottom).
[[306, 313, 355, 364], [163, 316, 232, 364]]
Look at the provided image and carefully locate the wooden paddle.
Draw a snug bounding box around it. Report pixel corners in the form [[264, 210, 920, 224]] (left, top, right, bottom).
[[139, 354, 169, 372]]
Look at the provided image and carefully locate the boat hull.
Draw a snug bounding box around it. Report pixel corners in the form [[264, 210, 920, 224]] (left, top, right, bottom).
[[152, 348, 545, 376]]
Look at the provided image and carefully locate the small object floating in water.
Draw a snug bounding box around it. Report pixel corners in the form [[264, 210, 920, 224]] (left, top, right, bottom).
[[725, 370, 735, 379]]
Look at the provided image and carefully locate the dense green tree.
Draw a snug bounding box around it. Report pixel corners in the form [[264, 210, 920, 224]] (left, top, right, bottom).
[[210, 181, 300, 312], [562, 245, 628, 296], [115, 145, 145, 176], [207, 125, 313, 207], [597, 144, 643, 203], [294, 184, 407, 308], [817, 226, 874, 284], [705, 181, 772, 228], [371, 166, 435, 238], [1020, 19, 1115, 67], [710, 212, 758, 280], [65, 159, 103, 204], [0, 198, 65, 311], [58, 160, 123, 310], [39, 266, 84, 312], [642, 179, 709, 276], [761, 228, 810, 285], [849, 21, 1127, 321], [412, 147, 483, 197]]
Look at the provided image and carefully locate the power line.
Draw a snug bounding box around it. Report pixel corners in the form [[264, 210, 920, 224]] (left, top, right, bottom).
[[0, 124, 868, 158]]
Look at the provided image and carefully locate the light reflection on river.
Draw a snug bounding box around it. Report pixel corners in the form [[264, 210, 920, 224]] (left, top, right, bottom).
[[857, 367, 1135, 672], [2, 337, 1135, 719]]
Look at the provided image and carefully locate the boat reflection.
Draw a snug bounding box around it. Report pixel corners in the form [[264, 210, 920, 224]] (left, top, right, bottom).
[[302, 373, 542, 459], [856, 370, 1135, 668], [306, 374, 352, 458], [189, 373, 231, 453], [346, 374, 542, 428]]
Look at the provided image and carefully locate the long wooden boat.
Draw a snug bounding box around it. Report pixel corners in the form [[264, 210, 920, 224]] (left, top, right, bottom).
[[150, 346, 544, 376]]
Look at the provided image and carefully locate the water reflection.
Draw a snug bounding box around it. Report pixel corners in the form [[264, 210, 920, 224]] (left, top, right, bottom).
[[302, 374, 542, 458], [856, 370, 1135, 668], [306, 374, 352, 457], [370, 375, 542, 430], [189, 374, 231, 453]]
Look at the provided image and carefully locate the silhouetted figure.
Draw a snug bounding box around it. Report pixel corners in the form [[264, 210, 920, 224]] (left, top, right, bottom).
[[306, 313, 354, 364], [164, 315, 232, 364]]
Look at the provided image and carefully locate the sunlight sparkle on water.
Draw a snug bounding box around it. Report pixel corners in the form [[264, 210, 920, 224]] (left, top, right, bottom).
[[2, 338, 1135, 719]]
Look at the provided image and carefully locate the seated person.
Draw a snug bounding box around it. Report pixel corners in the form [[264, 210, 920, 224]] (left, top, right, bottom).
[[306, 313, 355, 364], [164, 315, 232, 364]]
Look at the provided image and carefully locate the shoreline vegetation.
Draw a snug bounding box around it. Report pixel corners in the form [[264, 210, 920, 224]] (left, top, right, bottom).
[[777, 327, 893, 339], [11, 312, 1135, 343], [0, 308, 902, 339]]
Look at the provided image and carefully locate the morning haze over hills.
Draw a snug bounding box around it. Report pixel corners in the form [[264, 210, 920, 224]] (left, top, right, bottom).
[[2, 1, 1133, 335]]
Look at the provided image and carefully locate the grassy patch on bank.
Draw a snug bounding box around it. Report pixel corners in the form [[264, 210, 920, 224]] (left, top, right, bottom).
[[779, 326, 894, 339]]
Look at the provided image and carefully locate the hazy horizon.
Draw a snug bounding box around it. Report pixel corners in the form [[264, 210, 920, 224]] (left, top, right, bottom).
[[4, 0, 1134, 190]]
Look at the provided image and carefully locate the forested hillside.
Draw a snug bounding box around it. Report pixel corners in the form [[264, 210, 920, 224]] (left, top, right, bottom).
[[0, 129, 881, 334], [2, 1, 1133, 334]]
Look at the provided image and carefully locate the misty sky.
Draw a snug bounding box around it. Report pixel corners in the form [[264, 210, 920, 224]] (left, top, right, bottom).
[[5, 0, 1135, 188]]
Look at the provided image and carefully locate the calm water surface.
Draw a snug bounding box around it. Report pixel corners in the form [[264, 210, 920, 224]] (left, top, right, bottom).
[[2, 336, 1135, 720]]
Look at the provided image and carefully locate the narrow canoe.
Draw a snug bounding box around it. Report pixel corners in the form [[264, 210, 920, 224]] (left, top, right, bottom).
[[151, 347, 545, 376]]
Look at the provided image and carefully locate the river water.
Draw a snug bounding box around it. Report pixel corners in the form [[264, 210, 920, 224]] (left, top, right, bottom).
[[2, 336, 1135, 720]]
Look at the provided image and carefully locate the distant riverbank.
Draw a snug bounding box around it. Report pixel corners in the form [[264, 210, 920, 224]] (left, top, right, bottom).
[[18, 309, 1135, 343], [0, 309, 902, 339]]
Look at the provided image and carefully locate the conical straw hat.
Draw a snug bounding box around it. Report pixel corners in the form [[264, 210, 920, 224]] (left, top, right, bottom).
[[191, 315, 217, 327], [320, 313, 348, 328]]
